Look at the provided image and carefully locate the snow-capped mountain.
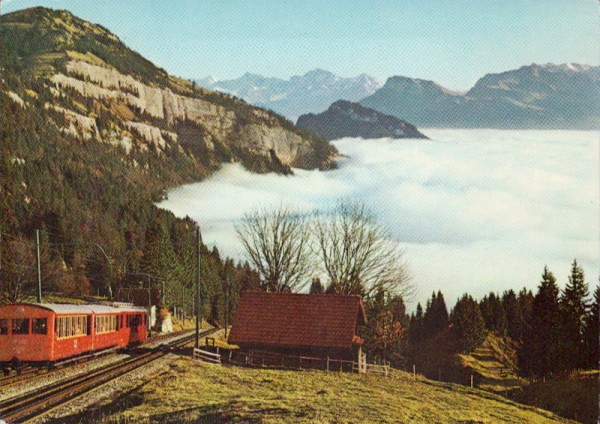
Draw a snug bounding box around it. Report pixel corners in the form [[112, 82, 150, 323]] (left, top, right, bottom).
[[196, 69, 382, 120]]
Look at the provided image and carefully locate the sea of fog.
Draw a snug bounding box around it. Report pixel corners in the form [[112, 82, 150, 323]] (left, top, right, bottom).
[[158, 129, 599, 307]]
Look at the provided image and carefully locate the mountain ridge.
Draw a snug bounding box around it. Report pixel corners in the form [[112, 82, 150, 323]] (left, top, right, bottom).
[[296, 100, 428, 140], [197, 69, 382, 120], [361, 63, 600, 129]]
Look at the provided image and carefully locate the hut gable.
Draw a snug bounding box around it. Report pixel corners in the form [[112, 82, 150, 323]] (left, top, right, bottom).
[[228, 292, 367, 351]]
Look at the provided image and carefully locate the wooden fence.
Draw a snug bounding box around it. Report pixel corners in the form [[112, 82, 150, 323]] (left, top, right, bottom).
[[194, 346, 390, 376], [193, 348, 222, 365]]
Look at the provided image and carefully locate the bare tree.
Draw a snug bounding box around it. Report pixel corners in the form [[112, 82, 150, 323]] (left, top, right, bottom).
[[313, 201, 411, 298], [236, 206, 312, 292], [0, 237, 36, 304]]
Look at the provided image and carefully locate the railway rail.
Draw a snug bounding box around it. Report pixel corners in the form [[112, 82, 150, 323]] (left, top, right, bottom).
[[0, 328, 217, 423], [0, 329, 193, 390]]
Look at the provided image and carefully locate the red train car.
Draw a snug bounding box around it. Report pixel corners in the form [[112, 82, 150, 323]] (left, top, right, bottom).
[[0, 303, 148, 370]]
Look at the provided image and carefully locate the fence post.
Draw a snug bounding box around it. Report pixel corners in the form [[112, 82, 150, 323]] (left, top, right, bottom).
[[327, 356, 330, 372], [413, 364, 416, 381]]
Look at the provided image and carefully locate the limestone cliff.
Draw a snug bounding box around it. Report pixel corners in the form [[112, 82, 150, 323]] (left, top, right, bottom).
[[0, 7, 336, 175]]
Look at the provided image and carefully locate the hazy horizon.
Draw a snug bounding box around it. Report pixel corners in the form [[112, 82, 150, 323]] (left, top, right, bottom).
[[158, 129, 599, 308]]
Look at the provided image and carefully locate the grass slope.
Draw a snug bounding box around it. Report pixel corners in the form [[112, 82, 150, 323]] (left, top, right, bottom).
[[82, 358, 570, 423], [458, 333, 526, 392], [507, 371, 599, 424]]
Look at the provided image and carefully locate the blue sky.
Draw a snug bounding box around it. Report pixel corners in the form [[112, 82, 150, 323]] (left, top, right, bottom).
[[3, 0, 599, 89]]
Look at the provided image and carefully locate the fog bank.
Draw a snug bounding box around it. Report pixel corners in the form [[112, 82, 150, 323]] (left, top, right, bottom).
[[158, 129, 599, 306]]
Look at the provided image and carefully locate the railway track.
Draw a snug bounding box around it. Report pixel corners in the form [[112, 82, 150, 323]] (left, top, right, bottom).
[[0, 328, 218, 423], [0, 329, 192, 390]]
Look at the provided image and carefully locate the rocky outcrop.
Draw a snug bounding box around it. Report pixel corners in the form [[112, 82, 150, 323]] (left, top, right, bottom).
[[50, 60, 334, 170], [296, 100, 428, 140], [45, 103, 100, 141], [7, 91, 25, 107], [124, 121, 177, 152], [52, 61, 235, 134]]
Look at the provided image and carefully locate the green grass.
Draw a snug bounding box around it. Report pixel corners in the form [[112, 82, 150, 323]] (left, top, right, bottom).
[[507, 371, 599, 424], [80, 358, 571, 423], [458, 333, 526, 392]]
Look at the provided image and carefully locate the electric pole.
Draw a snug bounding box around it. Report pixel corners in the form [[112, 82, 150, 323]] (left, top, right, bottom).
[[195, 226, 202, 349], [36, 229, 42, 303]]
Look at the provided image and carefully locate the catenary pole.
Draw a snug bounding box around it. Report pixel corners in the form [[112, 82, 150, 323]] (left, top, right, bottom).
[[36, 229, 42, 303], [195, 226, 202, 348]]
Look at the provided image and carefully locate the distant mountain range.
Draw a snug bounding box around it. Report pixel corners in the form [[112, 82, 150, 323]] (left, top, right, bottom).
[[360, 63, 600, 129], [296, 100, 427, 140], [197, 70, 382, 121], [201, 63, 599, 130]]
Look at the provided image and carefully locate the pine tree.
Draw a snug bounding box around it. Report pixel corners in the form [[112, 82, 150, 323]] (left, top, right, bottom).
[[423, 291, 449, 337], [559, 260, 589, 370], [583, 284, 599, 368], [451, 294, 486, 353], [502, 290, 522, 341], [518, 288, 534, 340], [519, 267, 560, 378], [480, 292, 507, 334], [409, 302, 424, 344], [433, 290, 449, 331]]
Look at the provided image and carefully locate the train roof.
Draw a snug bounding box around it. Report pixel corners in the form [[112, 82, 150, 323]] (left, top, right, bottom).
[[0, 303, 147, 315]]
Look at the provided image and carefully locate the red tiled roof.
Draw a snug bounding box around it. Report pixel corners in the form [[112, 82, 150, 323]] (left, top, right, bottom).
[[228, 292, 367, 350]]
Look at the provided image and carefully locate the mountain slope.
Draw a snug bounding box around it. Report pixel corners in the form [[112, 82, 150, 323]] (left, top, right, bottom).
[[0, 7, 336, 174], [360, 64, 600, 129], [296, 100, 428, 140], [0, 7, 332, 305], [199, 69, 382, 120]]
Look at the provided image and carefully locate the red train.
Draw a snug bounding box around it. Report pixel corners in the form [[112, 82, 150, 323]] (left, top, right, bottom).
[[0, 303, 148, 370]]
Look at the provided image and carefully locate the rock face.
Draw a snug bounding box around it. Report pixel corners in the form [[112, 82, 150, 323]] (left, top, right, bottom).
[[1, 7, 336, 174], [360, 64, 600, 129], [199, 69, 382, 120], [296, 100, 428, 140]]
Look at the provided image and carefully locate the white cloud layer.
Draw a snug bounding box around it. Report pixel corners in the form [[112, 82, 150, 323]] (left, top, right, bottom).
[[158, 129, 599, 308]]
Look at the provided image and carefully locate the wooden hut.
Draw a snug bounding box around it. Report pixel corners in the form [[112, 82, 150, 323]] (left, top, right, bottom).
[[228, 292, 367, 363]]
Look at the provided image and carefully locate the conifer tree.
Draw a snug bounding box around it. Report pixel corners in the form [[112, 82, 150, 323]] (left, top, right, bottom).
[[309, 277, 325, 294], [409, 302, 424, 344], [518, 288, 534, 338], [583, 284, 599, 368], [519, 267, 560, 378], [434, 290, 449, 330], [559, 260, 589, 370], [451, 294, 486, 353], [480, 292, 507, 334], [502, 289, 523, 341]]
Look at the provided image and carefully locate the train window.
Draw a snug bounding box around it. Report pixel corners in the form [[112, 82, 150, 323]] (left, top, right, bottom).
[[95, 315, 117, 334], [32, 318, 47, 334], [12, 318, 29, 334], [56, 316, 88, 339], [0, 319, 8, 335]]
